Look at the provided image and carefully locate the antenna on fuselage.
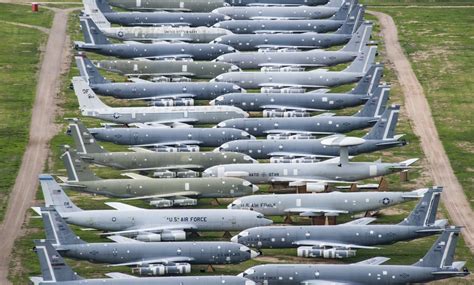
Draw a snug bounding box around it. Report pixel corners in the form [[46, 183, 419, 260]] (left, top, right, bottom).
[[321, 136, 365, 166]]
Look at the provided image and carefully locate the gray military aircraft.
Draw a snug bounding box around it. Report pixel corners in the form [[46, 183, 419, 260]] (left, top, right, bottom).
[[217, 104, 405, 160], [71, 77, 248, 125], [213, 20, 372, 70], [30, 240, 257, 285], [212, 0, 352, 34], [213, 0, 344, 20], [88, 124, 254, 148], [67, 119, 257, 172], [225, 0, 328, 7], [37, 175, 273, 241], [210, 63, 383, 113], [96, 59, 240, 80], [106, 0, 226, 12], [75, 16, 236, 60], [40, 207, 258, 275], [239, 227, 470, 284], [60, 147, 257, 207], [211, 5, 364, 51], [232, 187, 446, 258], [227, 188, 426, 216], [211, 44, 376, 90], [76, 54, 244, 102], [216, 84, 389, 137], [93, 0, 230, 27]]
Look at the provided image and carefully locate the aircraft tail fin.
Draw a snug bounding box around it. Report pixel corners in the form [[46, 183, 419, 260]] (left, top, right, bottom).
[[79, 15, 110, 45], [72, 76, 110, 111], [343, 45, 377, 74], [75, 53, 109, 85], [414, 226, 463, 269], [33, 240, 82, 282], [82, 0, 111, 28], [353, 84, 390, 118], [340, 18, 372, 52], [329, 0, 351, 20], [95, 0, 114, 13], [334, 4, 365, 35], [39, 174, 82, 215], [349, 63, 383, 95], [327, 0, 347, 8], [67, 118, 107, 154], [41, 207, 86, 246], [61, 146, 101, 182], [398, 187, 443, 227], [363, 104, 399, 140]]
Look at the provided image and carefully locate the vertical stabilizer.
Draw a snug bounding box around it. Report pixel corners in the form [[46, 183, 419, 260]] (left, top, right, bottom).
[[330, 0, 350, 20], [61, 146, 101, 182], [363, 104, 399, 140], [79, 15, 110, 45], [41, 207, 85, 246], [340, 21, 373, 53], [39, 174, 82, 215], [398, 187, 443, 227], [67, 118, 107, 154], [33, 240, 82, 282], [349, 63, 383, 95], [414, 226, 461, 268], [82, 0, 111, 28], [343, 45, 377, 73], [335, 4, 365, 35], [72, 76, 109, 111], [353, 84, 390, 118], [75, 54, 109, 85]]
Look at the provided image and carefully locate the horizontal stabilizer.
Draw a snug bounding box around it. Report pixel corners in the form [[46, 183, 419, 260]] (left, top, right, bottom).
[[120, 173, 153, 180], [105, 202, 143, 211], [105, 272, 138, 279], [343, 217, 377, 226], [107, 235, 144, 243], [354, 256, 390, 266]]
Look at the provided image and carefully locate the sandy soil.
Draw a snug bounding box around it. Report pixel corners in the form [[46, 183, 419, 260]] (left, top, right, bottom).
[[368, 11, 474, 253]]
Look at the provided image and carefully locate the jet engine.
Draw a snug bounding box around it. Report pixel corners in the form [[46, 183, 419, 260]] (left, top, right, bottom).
[[149, 199, 174, 208], [306, 182, 327, 192], [133, 263, 191, 276], [262, 109, 309, 118], [135, 230, 186, 242], [172, 198, 198, 206], [150, 98, 194, 107], [297, 246, 356, 258]]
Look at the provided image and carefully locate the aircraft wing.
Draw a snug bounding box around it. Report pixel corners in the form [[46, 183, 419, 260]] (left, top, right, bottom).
[[268, 152, 332, 159], [261, 105, 327, 112], [269, 176, 353, 185], [108, 256, 195, 267], [134, 140, 203, 147], [121, 173, 153, 180], [258, 82, 327, 89], [126, 72, 195, 77], [284, 207, 349, 216], [342, 217, 377, 226], [128, 78, 153, 84], [313, 112, 336, 117], [134, 54, 194, 60], [121, 191, 201, 201], [258, 63, 325, 68], [135, 118, 198, 126], [106, 272, 139, 279], [308, 89, 330, 94], [126, 164, 204, 172], [293, 240, 378, 250], [126, 93, 197, 100], [107, 235, 144, 243], [101, 224, 198, 236], [353, 257, 390, 266], [263, 129, 334, 136], [105, 202, 143, 211], [255, 44, 317, 50]]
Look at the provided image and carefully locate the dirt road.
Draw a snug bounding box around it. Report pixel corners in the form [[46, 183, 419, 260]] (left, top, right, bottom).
[[0, 8, 70, 284], [368, 11, 474, 252]]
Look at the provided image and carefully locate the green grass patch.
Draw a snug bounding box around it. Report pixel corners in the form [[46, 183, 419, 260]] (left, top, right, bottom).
[[0, 3, 54, 28]]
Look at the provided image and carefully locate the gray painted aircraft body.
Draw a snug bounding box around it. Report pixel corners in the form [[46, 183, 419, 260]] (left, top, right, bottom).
[[67, 119, 257, 172], [213, 21, 372, 69], [31, 240, 256, 285], [210, 63, 382, 112], [76, 55, 243, 101], [72, 77, 248, 125], [96, 59, 240, 79], [239, 227, 469, 284], [211, 45, 376, 90], [216, 85, 389, 137], [212, 5, 340, 20], [39, 175, 273, 239], [227, 189, 425, 216], [41, 208, 258, 272], [61, 148, 257, 204], [76, 17, 236, 60], [217, 104, 405, 159], [106, 0, 226, 12], [232, 187, 445, 254], [89, 126, 254, 147], [225, 0, 328, 7]]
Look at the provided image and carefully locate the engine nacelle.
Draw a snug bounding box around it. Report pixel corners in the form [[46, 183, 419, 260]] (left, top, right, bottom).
[[260, 66, 280, 72], [306, 183, 327, 193], [160, 230, 187, 241], [153, 171, 177, 178], [288, 134, 315, 140], [134, 263, 191, 276], [173, 198, 198, 206], [279, 66, 305, 72], [150, 98, 194, 107], [262, 109, 309, 118], [135, 233, 163, 242], [151, 76, 171, 82], [149, 199, 174, 208], [171, 76, 192, 82], [266, 134, 290, 140], [297, 247, 356, 259]]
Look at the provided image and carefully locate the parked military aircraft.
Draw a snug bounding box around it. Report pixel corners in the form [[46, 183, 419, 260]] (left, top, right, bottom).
[[76, 16, 236, 60], [37, 175, 273, 241], [93, 0, 230, 27], [212, 0, 352, 34], [60, 147, 257, 207], [232, 187, 446, 257], [76, 55, 244, 102], [107, 0, 226, 12], [213, 0, 344, 20], [67, 119, 257, 172], [228, 188, 426, 216], [213, 21, 372, 70], [216, 84, 389, 137], [210, 63, 383, 113], [40, 207, 258, 275], [211, 44, 376, 90], [72, 77, 248, 125], [239, 227, 469, 284], [217, 104, 405, 160], [211, 5, 364, 51], [96, 59, 240, 80], [30, 240, 257, 285], [82, 0, 231, 43], [225, 0, 328, 7]]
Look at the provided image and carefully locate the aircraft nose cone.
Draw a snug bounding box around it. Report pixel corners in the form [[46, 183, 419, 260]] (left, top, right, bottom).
[[230, 235, 239, 243], [250, 250, 260, 259]]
